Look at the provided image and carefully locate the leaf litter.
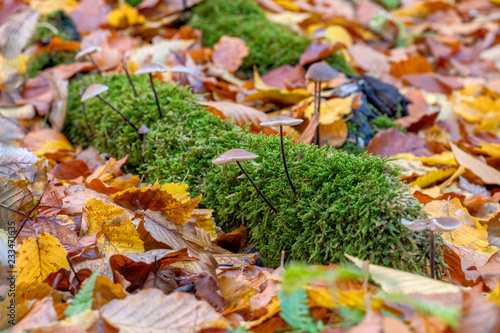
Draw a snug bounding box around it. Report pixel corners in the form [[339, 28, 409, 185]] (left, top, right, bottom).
[[5, 0, 500, 331]]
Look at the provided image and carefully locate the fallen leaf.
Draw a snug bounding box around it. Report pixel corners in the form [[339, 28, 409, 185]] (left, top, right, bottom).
[[110, 180, 201, 225], [42, 72, 68, 132], [324, 25, 353, 48], [390, 55, 434, 79], [212, 36, 250, 73], [11, 297, 57, 333], [16, 233, 70, 286], [23, 129, 74, 159], [191, 100, 276, 134], [366, 128, 432, 158], [100, 288, 228, 332], [0, 177, 33, 229], [0, 145, 39, 178], [451, 143, 500, 185], [347, 254, 463, 294], [108, 3, 145, 29]]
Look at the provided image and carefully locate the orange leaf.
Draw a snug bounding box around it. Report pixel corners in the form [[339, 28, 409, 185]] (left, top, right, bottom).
[[390, 55, 433, 79]]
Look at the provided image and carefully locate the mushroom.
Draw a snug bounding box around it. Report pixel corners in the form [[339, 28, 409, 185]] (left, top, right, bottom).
[[81, 84, 138, 132], [305, 62, 339, 146], [135, 62, 167, 118], [212, 149, 277, 213], [138, 124, 150, 159], [122, 59, 138, 97], [260, 115, 303, 194], [75, 46, 103, 77], [170, 65, 192, 84], [402, 216, 462, 279]]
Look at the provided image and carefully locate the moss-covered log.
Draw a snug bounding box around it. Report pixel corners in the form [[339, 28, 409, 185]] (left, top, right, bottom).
[[65, 74, 434, 272]]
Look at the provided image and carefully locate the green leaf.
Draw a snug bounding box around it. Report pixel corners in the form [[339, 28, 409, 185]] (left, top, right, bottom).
[[64, 270, 99, 317], [278, 288, 318, 333]]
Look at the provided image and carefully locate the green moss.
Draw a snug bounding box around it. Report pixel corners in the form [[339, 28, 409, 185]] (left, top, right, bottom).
[[188, 0, 310, 76], [30, 10, 79, 45], [65, 74, 434, 273], [27, 50, 78, 78], [370, 114, 406, 132]]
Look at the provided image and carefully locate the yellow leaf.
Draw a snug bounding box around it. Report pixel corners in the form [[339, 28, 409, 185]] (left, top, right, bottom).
[[108, 3, 145, 29], [305, 95, 354, 125], [272, 0, 301, 11], [394, 151, 457, 166], [306, 286, 334, 309], [161, 183, 192, 204], [451, 143, 500, 185], [30, 0, 78, 15], [324, 25, 353, 48], [320, 120, 348, 148], [219, 275, 258, 308], [474, 141, 500, 158], [93, 275, 127, 309], [16, 233, 69, 286], [244, 71, 310, 105], [85, 198, 130, 235], [244, 296, 281, 329], [110, 181, 201, 225], [192, 209, 217, 238], [86, 199, 144, 254], [424, 198, 498, 257], [475, 115, 500, 136], [488, 282, 500, 307], [410, 167, 457, 188]]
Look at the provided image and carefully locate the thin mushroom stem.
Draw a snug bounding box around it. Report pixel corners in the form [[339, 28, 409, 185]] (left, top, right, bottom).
[[315, 81, 321, 146], [280, 125, 296, 194], [87, 54, 102, 77], [430, 230, 435, 279], [122, 59, 138, 97], [141, 133, 146, 160], [97, 95, 138, 131], [148, 73, 163, 118], [236, 161, 277, 213]]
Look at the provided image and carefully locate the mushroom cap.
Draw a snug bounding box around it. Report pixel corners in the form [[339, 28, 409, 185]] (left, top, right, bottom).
[[260, 115, 303, 127], [81, 84, 109, 102], [305, 62, 339, 81], [401, 217, 462, 232], [138, 124, 150, 134], [170, 65, 192, 74], [75, 46, 102, 60], [212, 149, 258, 165], [135, 62, 168, 75]]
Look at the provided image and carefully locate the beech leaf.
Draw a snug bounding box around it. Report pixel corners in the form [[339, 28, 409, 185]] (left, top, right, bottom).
[[100, 288, 228, 333]]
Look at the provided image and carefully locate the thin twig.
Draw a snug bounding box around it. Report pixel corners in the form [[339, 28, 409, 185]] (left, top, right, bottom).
[[14, 182, 49, 241]]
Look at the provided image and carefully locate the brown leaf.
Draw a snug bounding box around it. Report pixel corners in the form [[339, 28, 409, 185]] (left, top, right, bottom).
[[0, 8, 39, 59], [444, 241, 487, 287], [100, 288, 228, 332], [451, 143, 500, 185], [69, 0, 111, 34], [191, 100, 277, 134], [193, 272, 226, 312], [350, 309, 383, 333], [297, 113, 319, 145], [212, 36, 250, 73], [458, 285, 500, 333], [17, 217, 97, 259], [49, 159, 89, 181], [92, 275, 127, 309], [366, 128, 433, 158], [477, 252, 500, 289], [23, 129, 74, 160], [41, 72, 68, 132], [11, 297, 57, 333], [215, 225, 247, 253], [299, 42, 337, 66], [349, 44, 389, 77], [402, 73, 463, 94], [109, 249, 192, 292]]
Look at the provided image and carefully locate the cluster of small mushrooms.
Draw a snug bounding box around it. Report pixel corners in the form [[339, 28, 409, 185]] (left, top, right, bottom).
[[78, 56, 455, 277]]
